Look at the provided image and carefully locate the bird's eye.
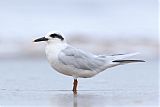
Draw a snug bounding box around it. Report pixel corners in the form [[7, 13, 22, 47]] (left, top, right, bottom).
[[49, 33, 64, 41]]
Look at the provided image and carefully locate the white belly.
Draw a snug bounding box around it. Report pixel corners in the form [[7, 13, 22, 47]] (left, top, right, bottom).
[[48, 56, 97, 78], [49, 57, 76, 76]]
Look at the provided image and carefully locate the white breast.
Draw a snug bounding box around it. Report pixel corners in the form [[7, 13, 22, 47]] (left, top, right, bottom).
[[45, 43, 75, 76]]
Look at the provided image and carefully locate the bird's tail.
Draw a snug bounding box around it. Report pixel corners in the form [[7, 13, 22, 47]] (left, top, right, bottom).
[[110, 52, 145, 64], [110, 52, 140, 60]]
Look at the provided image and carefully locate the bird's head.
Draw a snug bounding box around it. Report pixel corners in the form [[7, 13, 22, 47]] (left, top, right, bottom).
[[34, 31, 65, 44]]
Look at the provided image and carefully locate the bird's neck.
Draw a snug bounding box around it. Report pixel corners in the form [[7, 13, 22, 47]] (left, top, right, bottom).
[[45, 42, 67, 65], [47, 41, 66, 49], [46, 42, 66, 55]]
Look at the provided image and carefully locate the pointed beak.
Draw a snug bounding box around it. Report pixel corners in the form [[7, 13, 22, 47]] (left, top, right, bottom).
[[34, 37, 49, 42]]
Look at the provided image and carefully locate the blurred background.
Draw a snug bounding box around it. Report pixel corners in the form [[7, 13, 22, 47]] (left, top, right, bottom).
[[0, 0, 158, 59], [0, 0, 159, 106]]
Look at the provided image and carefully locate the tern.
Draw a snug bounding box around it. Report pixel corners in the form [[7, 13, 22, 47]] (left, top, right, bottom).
[[34, 31, 145, 94]]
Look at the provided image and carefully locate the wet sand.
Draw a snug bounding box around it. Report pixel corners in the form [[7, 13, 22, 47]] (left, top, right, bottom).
[[0, 89, 158, 107]]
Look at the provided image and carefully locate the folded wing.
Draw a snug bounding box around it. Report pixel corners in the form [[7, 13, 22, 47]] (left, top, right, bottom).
[[58, 46, 106, 71]]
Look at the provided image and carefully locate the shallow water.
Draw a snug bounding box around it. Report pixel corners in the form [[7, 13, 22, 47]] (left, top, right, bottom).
[[0, 59, 158, 106]]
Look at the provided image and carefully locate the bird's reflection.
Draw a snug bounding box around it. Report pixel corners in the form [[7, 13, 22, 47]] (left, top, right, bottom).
[[51, 92, 106, 107], [73, 94, 77, 107]]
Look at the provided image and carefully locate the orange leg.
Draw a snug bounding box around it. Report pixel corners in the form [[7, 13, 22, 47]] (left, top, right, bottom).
[[72, 79, 78, 94]]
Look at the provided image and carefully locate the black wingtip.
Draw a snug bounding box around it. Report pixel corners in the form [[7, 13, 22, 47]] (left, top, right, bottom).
[[112, 60, 145, 63]]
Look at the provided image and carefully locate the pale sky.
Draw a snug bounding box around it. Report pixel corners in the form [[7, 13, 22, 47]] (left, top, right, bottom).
[[0, 0, 158, 41]]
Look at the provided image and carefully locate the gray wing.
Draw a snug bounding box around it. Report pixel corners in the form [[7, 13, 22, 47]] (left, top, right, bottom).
[[58, 46, 106, 71]]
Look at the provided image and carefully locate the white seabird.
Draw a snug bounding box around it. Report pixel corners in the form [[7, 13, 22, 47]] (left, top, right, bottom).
[[34, 31, 145, 94]]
